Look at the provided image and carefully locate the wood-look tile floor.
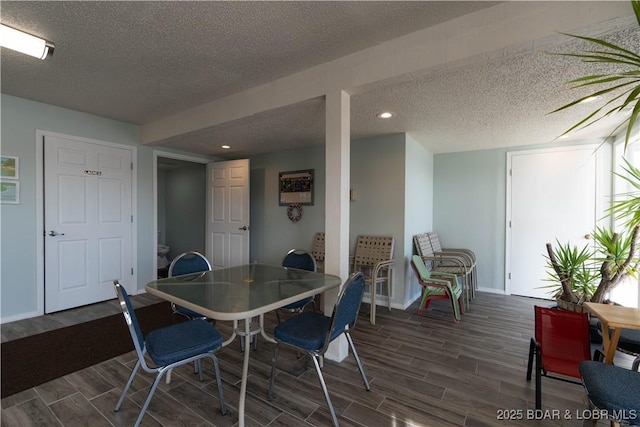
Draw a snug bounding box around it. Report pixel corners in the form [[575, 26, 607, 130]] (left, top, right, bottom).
[[1, 292, 622, 427]]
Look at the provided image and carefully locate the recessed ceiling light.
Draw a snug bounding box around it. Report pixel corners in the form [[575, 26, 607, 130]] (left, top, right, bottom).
[[580, 96, 600, 104], [221, 145, 231, 149], [377, 111, 393, 119]]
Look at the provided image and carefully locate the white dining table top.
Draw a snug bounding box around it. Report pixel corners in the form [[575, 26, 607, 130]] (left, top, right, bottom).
[[145, 263, 342, 321]]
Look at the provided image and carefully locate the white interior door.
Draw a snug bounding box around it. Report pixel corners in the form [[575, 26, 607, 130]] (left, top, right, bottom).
[[507, 145, 600, 299], [44, 134, 134, 313], [206, 159, 250, 268]]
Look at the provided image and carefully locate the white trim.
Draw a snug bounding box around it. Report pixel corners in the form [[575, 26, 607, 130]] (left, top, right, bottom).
[[504, 143, 601, 297], [36, 130, 138, 315], [152, 150, 212, 280], [478, 287, 507, 295]]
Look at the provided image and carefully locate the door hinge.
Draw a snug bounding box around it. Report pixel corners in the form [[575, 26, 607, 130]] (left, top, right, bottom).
[[508, 272, 512, 280], [131, 162, 133, 170], [131, 268, 134, 275], [131, 215, 133, 223], [509, 168, 512, 176]]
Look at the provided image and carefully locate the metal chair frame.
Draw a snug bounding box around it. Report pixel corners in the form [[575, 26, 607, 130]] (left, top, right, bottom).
[[268, 272, 371, 427], [113, 281, 226, 426], [351, 235, 395, 325]]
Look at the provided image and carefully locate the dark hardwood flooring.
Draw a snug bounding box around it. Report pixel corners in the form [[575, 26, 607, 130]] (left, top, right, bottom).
[[1, 292, 620, 426]]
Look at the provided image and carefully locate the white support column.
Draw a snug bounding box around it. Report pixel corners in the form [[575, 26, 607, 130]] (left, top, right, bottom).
[[324, 89, 351, 362]]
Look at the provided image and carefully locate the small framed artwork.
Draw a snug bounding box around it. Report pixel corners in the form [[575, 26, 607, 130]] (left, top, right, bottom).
[[0, 156, 19, 179], [0, 180, 20, 204], [279, 169, 314, 205]]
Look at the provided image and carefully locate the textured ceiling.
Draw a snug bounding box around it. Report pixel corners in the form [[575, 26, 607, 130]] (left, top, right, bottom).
[[1, 1, 638, 158]]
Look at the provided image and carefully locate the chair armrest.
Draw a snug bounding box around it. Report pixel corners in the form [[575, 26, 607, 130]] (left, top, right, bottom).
[[421, 254, 466, 269], [436, 249, 475, 266], [444, 248, 476, 261], [372, 259, 394, 279]]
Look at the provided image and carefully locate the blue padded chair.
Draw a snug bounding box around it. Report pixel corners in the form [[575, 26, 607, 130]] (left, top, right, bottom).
[[168, 251, 211, 320], [579, 361, 640, 426], [597, 320, 640, 371], [269, 272, 371, 427], [113, 281, 226, 427], [276, 248, 317, 323]]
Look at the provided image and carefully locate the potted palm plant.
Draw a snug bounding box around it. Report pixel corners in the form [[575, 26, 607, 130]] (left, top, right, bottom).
[[545, 0, 640, 308]]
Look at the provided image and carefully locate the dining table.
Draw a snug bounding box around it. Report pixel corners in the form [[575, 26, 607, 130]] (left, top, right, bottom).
[[145, 263, 342, 427], [583, 302, 640, 365]]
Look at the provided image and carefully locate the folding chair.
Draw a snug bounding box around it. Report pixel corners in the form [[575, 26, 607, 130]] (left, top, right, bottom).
[[526, 306, 592, 409]]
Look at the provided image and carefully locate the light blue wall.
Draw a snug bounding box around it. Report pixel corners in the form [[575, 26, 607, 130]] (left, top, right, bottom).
[[249, 134, 426, 309], [0, 94, 213, 321], [433, 148, 505, 292], [165, 164, 207, 259], [351, 134, 407, 306], [404, 135, 434, 305], [249, 145, 326, 265], [432, 140, 612, 293]]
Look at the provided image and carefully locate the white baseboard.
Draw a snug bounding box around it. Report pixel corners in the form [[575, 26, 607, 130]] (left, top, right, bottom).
[[478, 286, 507, 295]]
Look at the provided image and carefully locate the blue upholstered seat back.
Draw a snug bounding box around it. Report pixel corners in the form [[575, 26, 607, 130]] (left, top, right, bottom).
[[329, 273, 365, 342], [282, 249, 316, 272], [169, 251, 211, 277]]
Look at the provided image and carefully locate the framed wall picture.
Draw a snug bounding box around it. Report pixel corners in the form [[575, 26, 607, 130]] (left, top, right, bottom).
[[0, 180, 20, 204], [0, 156, 19, 179], [279, 169, 314, 205]]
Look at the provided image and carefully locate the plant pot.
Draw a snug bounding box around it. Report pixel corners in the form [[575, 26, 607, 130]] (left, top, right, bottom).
[[555, 298, 586, 313]]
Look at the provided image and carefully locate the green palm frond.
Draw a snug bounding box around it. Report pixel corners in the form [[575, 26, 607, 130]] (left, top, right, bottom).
[[551, 0, 640, 150]]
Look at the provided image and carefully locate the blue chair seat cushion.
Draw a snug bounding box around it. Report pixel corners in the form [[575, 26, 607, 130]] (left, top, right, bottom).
[[175, 305, 207, 319], [274, 312, 332, 351], [281, 296, 313, 311], [596, 321, 640, 354], [579, 361, 640, 419], [146, 319, 223, 366], [619, 328, 640, 354]]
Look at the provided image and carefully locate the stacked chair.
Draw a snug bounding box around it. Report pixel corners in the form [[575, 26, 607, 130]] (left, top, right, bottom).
[[427, 232, 477, 300], [311, 231, 325, 272], [410, 255, 463, 322], [413, 232, 474, 309], [351, 235, 395, 325]]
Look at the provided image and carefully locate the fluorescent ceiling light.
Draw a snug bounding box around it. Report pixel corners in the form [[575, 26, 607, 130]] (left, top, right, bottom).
[[377, 111, 393, 119], [221, 145, 231, 149], [1, 24, 54, 60]]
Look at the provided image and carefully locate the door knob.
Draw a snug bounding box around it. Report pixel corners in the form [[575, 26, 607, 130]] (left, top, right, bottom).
[[238, 226, 249, 231], [584, 234, 592, 240], [48, 230, 65, 237]]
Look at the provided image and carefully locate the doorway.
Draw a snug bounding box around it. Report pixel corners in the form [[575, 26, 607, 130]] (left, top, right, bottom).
[[506, 144, 606, 299], [154, 152, 208, 278]]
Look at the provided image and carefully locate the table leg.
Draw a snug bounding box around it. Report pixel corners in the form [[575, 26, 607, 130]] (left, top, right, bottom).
[[604, 327, 621, 365], [238, 317, 251, 427]]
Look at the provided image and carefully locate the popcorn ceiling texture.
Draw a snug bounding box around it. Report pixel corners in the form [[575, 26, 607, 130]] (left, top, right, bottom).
[[1, 1, 637, 155]]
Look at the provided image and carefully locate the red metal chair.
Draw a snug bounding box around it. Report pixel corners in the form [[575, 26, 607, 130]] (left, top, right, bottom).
[[526, 306, 592, 409]]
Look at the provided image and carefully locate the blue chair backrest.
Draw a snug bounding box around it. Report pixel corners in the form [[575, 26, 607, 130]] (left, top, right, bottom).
[[114, 281, 145, 352], [169, 251, 211, 277], [282, 249, 316, 272], [328, 272, 366, 343]]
